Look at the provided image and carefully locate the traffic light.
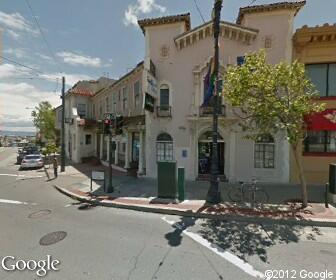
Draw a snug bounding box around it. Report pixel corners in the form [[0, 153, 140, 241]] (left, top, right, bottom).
[[115, 115, 123, 135], [103, 119, 111, 135]]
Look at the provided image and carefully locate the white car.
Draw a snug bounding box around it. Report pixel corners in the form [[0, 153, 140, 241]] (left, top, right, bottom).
[[20, 154, 44, 170]]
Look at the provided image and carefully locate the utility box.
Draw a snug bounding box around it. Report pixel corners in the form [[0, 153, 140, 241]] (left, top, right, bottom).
[[157, 161, 177, 199], [329, 164, 336, 194]]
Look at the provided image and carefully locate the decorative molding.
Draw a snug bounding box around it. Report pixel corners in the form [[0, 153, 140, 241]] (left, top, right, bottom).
[[175, 21, 258, 51]]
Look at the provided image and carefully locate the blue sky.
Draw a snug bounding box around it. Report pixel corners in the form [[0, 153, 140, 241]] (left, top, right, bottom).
[[0, 0, 335, 132]]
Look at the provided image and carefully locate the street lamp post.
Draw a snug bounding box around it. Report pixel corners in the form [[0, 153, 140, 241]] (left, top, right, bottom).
[[206, 0, 223, 204]]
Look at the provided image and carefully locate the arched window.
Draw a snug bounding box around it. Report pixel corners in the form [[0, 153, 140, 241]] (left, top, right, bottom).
[[156, 133, 173, 161], [160, 84, 170, 109], [254, 135, 275, 169]]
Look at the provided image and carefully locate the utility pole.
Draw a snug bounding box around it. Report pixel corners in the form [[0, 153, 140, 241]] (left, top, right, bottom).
[[206, 0, 222, 204], [61, 76, 66, 172], [107, 131, 113, 193], [104, 113, 114, 193]]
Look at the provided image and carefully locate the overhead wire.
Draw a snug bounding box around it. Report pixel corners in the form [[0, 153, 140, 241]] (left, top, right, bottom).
[[25, 0, 62, 74], [193, 0, 206, 24], [0, 55, 43, 75], [248, 0, 258, 6]]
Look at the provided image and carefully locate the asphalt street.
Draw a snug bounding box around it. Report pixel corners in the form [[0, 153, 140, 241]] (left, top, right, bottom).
[[0, 148, 335, 280]]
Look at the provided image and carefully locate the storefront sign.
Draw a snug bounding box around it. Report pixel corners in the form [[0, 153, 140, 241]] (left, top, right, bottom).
[[145, 70, 158, 98], [143, 93, 155, 113]]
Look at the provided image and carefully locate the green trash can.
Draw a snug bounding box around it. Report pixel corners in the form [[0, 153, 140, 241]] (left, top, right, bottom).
[[329, 164, 336, 194], [157, 161, 177, 199]]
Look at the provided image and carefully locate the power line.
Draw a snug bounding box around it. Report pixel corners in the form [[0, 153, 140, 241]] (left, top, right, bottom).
[[0, 55, 43, 74], [248, 0, 258, 6], [193, 0, 206, 24], [25, 0, 62, 73]]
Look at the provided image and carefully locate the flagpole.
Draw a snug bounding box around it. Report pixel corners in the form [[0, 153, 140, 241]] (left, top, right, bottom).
[[206, 0, 222, 204]]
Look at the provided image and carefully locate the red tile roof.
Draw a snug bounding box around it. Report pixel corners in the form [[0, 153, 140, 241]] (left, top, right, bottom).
[[68, 88, 94, 97], [236, 1, 306, 24]]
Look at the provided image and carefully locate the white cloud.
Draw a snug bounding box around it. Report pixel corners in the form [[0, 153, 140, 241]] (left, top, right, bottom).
[[0, 11, 38, 35], [0, 82, 60, 132], [124, 0, 166, 26], [40, 73, 93, 87], [0, 63, 93, 87], [56, 51, 102, 67], [0, 63, 32, 79], [4, 48, 26, 59], [36, 53, 53, 61], [7, 29, 20, 40]]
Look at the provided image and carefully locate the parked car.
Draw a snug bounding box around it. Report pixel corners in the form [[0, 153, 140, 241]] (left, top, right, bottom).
[[16, 146, 40, 164], [20, 154, 44, 170]]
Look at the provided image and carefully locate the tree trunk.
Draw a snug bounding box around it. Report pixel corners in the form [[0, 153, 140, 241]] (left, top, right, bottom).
[[291, 144, 308, 208]]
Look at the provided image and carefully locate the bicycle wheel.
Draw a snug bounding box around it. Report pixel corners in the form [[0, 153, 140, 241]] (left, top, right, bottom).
[[255, 190, 269, 204], [228, 188, 243, 203]]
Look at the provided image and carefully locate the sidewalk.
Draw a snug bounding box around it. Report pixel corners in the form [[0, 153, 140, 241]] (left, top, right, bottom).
[[50, 160, 336, 227]]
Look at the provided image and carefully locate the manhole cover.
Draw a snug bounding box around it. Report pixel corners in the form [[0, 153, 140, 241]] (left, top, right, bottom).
[[28, 209, 51, 219], [39, 231, 67, 246]]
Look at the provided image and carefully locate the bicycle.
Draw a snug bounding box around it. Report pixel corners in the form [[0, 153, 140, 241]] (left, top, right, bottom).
[[227, 179, 269, 207]]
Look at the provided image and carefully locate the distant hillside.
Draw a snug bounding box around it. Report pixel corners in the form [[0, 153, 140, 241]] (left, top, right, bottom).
[[0, 131, 36, 137]]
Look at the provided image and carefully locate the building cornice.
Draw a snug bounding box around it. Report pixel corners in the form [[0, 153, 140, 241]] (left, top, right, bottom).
[[294, 23, 336, 46], [138, 13, 191, 35], [236, 1, 306, 24], [174, 21, 258, 51]]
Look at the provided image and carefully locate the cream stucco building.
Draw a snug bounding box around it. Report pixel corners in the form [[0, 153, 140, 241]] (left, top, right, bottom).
[[141, 1, 305, 182], [59, 1, 307, 183]]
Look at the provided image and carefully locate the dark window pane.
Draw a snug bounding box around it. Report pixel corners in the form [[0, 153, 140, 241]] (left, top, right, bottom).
[[328, 64, 336, 97], [160, 88, 169, 106], [306, 64, 327, 97]]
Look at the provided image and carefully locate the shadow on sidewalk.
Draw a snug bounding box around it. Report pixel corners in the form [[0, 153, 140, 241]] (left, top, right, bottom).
[[197, 219, 322, 263], [164, 214, 323, 263]]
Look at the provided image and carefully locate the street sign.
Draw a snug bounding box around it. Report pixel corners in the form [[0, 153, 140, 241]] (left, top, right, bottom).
[[91, 171, 105, 192]]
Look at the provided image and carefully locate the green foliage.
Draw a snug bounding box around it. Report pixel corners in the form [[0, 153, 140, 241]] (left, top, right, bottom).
[[31, 101, 56, 141], [224, 50, 325, 145], [42, 142, 59, 156]]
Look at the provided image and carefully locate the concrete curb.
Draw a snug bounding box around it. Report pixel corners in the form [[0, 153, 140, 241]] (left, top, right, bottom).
[[54, 185, 336, 228]]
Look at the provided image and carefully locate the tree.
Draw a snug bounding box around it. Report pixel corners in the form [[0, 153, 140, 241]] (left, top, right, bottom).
[[31, 101, 56, 142], [223, 50, 325, 208]]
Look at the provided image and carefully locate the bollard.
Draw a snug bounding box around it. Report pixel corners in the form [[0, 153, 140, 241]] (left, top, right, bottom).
[[177, 167, 185, 201], [325, 183, 329, 208]]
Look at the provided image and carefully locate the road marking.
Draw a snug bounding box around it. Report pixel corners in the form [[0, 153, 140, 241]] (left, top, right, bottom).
[[161, 216, 265, 279], [0, 173, 44, 179], [0, 199, 31, 205], [0, 173, 18, 177]]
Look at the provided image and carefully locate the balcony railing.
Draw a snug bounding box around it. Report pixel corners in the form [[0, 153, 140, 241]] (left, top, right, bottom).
[[199, 105, 226, 117], [157, 106, 172, 118]]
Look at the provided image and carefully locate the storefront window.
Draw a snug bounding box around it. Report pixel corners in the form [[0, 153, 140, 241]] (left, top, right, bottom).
[[254, 135, 275, 169], [304, 131, 336, 153]]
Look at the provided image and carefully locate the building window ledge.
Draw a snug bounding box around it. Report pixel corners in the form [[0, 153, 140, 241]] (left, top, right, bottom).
[[303, 152, 336, 157]]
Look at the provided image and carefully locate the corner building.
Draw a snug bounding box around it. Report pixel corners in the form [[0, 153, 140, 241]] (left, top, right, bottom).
[[140, 2, 305, 182]]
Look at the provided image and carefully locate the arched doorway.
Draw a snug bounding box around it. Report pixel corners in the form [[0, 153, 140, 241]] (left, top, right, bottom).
[[198, 131, 225, 175]]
